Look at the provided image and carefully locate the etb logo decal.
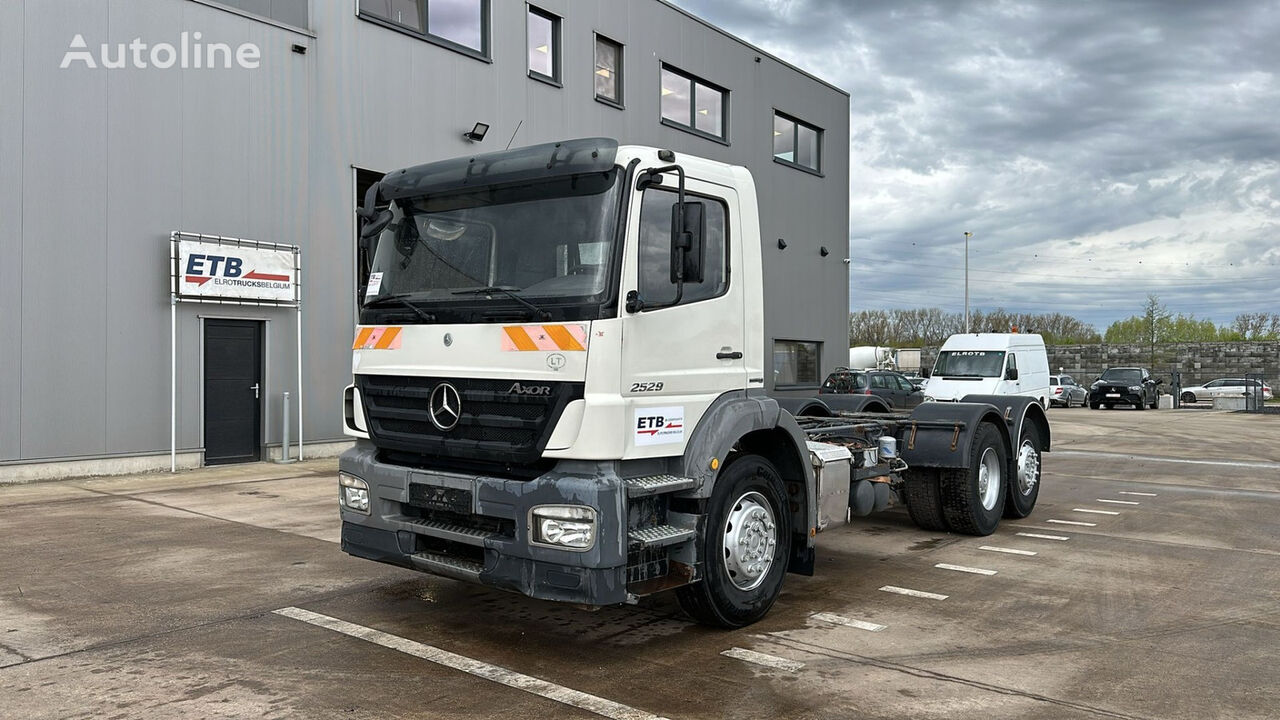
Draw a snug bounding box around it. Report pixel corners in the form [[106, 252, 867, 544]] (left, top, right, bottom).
[[634, 406, 685, 446]]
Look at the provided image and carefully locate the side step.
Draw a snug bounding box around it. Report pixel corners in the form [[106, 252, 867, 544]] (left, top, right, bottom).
[[410, 551, 484, 582], [396, 516, 493, 548], [629, 524, 696, 549], [625, 474, 698, 498]]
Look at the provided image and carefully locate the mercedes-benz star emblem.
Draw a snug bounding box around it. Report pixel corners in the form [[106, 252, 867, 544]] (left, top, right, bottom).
[[428, 383, 461, 431]]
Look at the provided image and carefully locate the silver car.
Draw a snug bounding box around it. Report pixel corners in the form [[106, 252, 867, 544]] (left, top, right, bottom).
[[1049, 374, 1087, 407], [1180, 377, 1273, 404]]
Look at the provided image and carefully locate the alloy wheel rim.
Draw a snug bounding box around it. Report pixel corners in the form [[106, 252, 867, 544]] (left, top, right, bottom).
[[977, 447, 1002, 511], [722, 491, 777, 591]]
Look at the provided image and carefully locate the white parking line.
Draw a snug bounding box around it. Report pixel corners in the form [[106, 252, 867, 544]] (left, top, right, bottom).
[[811, 612, 886, 632], [1053, 449, 1280, 470], [879, 585, 949, 600], [1074, 508, 1121, 515], [979, 545, 1037, 556], [274, 607, 671, 720], [935, 563, 998, 576], [1046, 519, 1097, 526], [1097, 498, 1140, 505], [1118, 491, 1159, 497], [721, 647, 805, 672], [1017, 532, 1070, 541]]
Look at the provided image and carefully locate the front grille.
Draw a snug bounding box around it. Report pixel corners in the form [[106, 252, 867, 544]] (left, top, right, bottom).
[[358, 375, 584, 467]]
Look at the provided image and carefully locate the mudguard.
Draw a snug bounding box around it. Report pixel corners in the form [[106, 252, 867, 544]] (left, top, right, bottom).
[[813, 394, 891, 414], [959, 394, 1051, 452], [679, 391, 818, 551], [897, 401, 1013, 469]]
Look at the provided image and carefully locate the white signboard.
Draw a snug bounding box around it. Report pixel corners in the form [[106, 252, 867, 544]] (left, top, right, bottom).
[[634, 406, 685, 446], [176, 239, 297, 303]]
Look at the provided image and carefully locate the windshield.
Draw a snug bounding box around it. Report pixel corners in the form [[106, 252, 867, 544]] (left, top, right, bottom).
[[933, 350, 1006, 378], [1100, 369, 1143, 384], [363, 169, 623, 322]]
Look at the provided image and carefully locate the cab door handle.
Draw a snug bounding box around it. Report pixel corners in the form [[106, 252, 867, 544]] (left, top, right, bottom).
[[716, 351, 743, 360]]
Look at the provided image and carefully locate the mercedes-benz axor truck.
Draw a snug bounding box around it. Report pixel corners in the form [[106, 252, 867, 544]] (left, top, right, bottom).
[[338, 139, 1050, 627]]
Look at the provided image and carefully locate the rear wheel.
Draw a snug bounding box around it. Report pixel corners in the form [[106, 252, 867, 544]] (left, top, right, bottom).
[[676, 455, 792, 628], [904, 470, 948, 531], [1004, 425, 1042, 518], [938, 423, 1006, 536]]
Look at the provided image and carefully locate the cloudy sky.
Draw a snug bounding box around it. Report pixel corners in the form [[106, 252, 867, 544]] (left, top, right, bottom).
[[669, 0, 1280, 330]]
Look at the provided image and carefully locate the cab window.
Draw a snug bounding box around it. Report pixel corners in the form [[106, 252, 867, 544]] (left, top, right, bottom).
[[637, 187, 728, 307]]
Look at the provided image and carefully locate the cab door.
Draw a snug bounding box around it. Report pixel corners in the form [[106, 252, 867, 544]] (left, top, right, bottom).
[[619, 174, 745, 451], [999, 352, 1021, 394]]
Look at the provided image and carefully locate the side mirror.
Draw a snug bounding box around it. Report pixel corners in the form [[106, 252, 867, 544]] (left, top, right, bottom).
[[912, 384, 923, 391], [670, 201, 706, 284], [1005, 367, 1019, 380]]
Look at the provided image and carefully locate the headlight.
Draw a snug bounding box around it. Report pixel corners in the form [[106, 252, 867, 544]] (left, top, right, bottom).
[[923, 396, 935, 402], [531, 505, 596, 550], [1128, 385, 1142, 392], [339, 472, 370, 514]]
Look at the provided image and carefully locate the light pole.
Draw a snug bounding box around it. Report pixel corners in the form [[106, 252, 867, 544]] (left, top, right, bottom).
[[963, 231, 972, 333]]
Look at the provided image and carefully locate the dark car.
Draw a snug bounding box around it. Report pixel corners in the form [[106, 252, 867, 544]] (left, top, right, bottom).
[[1088, 367, 1161, 410], [1049, 374, 1087, 407], [820, 368, 924, 410]]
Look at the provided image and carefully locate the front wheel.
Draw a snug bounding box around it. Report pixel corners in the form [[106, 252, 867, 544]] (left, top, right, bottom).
[[676, 455, 792, 628], [1181, 392, 1197, 404], [1004, 425, 1042, 518], [938, 423, 1007, 535]]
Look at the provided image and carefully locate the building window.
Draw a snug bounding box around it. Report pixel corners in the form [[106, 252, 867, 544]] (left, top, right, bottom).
[[637, 187, 728, 308], [358, 0, 488, 58], [527, 6, 561, 84], [773, 111, 822, 173], [773, 340, 821, 387], [594, 35, 623, 107], [660, 65, 728, 142]]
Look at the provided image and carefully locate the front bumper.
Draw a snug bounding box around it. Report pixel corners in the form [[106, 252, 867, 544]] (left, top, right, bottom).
[[1089, 389, 1143, 406], [339, 442, 630, 606]]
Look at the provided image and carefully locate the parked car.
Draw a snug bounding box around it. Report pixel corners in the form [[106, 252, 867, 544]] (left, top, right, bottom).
[[923, 333, 1051, 408], [820, 368, 925, 409], [1180, 378, 1273, 404], [1088, 367, 1161, 410], [1049, 374, 1087, 407]]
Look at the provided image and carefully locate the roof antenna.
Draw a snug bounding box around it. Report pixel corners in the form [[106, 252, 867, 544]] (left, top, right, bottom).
[[505, 120, 523, 150]]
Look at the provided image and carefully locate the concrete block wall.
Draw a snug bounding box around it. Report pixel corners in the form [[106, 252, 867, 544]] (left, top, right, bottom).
[[919, 342, 1279, 386]]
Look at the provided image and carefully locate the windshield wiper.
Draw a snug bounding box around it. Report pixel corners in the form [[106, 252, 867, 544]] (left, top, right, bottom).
[[451, 286, 551, 320], [364, 293, 436, 322]]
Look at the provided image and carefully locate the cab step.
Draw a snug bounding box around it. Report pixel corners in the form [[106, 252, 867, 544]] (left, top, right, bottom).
[[628, 524, 696, 549], [410, 551, 484, 582], [624, 474, 698, 497], [398, 516, 492, 547]]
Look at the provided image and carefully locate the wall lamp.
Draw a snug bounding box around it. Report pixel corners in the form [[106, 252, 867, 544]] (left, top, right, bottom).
[[463, 122, 490, 142]]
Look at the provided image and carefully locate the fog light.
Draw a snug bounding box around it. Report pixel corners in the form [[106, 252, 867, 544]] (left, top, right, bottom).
[[531, 505, 596, 550], [339, 473, 370, 514]]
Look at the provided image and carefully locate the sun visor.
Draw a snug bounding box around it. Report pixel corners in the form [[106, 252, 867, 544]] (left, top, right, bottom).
[[379, 138, 620, 200]]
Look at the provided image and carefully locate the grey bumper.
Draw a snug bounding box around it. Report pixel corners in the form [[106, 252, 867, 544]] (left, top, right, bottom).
[[338, 442, 630, 606]]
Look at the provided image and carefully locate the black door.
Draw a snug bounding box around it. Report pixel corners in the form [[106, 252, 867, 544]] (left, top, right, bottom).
[[204, 319, 263, 465]]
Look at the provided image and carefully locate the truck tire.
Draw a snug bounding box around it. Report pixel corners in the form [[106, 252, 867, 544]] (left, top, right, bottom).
[[938, 423, 1006, 536], [676, 455, 792, 628], [1004, 424, 1041, 519], [903, 470, 948, 532]]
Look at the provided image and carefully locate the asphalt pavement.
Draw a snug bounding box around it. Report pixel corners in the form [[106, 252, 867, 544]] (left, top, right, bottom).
[[2, 407, 1278, 719]]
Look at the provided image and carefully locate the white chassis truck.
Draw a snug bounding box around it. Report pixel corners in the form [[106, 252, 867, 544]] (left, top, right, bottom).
[[339, 139, 1049, 627]]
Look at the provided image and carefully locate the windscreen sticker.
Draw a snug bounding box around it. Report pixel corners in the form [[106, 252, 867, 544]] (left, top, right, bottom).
[[353, 326, 402, 350], [365, 272, 383, 297], [501, 324, 587, 352], [634, 406, 685, 446]]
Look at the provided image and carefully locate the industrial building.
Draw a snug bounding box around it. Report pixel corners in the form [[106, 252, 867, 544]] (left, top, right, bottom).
[[0, 0, 849, 478]]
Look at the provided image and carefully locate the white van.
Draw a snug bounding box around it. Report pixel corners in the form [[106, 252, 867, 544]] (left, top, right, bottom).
[[923, 333, 1051, 407]]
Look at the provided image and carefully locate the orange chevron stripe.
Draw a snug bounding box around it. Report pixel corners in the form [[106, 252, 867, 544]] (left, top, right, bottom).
[[504, 326, 539, 351], [544, 324, 585, 351], [374, 326, 402, 349], [352, 327, 374, 349]]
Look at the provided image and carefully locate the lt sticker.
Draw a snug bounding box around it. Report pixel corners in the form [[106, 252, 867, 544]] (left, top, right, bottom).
[[634, 406, 685, 446]]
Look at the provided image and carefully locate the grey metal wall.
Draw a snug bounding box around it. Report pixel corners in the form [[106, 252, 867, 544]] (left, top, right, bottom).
[[0, 0, 849, 466]]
